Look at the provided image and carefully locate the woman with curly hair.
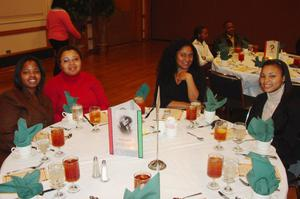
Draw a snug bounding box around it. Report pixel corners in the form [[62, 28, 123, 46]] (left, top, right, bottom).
[[156, 39, 207, 109]]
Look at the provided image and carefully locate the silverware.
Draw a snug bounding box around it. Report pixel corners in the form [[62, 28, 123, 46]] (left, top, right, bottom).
[[187, 132, 204, 141], [239, 178, 280, 191], [49, 126, 71, 131], [218, 191, 230, 199], [89, 196, 99, 199], [173, 192, 202, 199], [198, 119, 221, 129], [31, 146, 55, 152], [145, 107, 155, 119], [39, 188, 55, 195], [6, 162, 44, 175], [239, 153, 277, 160], [83, 115, 94, 126], [241, 138, 255, 143]]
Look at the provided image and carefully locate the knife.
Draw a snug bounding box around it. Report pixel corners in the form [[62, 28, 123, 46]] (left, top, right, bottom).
[[218, 191, 230, 199]]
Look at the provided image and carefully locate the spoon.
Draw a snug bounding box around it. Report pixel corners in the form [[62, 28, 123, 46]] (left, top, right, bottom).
[[173, 192, 202, 199], [187, 132, 204, 141]]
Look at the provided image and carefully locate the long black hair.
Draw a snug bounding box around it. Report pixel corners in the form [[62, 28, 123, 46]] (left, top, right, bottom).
[[261, 59, 292, 93], [14, 56, 45, 94], [51, 0, 67, 9], [157, 39, 200, 85]]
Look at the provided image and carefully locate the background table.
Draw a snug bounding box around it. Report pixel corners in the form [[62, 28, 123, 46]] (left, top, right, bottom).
[[0, 109, 288, 199], [212, 54, 300, 97]]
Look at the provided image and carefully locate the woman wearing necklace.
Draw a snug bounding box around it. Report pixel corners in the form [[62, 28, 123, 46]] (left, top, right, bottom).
[[246, 59, 300, 179], [47, 0, 81, 76], [156, 39, 207, 109]]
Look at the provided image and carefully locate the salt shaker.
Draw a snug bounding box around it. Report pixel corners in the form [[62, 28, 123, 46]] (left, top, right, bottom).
[[92, 156, 100, 178], [100, 160, 109, 182]]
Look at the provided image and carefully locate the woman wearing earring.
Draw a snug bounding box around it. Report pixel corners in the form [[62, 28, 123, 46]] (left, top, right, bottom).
[[246, 59, 300, 176], [156, 39, 207, 109]]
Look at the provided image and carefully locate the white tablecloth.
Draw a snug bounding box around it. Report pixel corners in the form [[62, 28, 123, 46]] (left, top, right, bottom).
[[0, 109, 288, 199], [212, 54, 300, 97]]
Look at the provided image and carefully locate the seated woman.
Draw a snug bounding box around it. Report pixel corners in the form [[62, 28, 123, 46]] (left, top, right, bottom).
[[0, 56, 53, 164], [192, 25, 214, 67], [44, 45, 109, 122], [156, 39, 207, 109], [246, 59, 300, 174]]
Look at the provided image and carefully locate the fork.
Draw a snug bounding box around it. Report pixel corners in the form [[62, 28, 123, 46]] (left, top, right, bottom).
[[187, 132, 204, 141], [239, 178, 280, 191], [6, 161, 44, 175], [173, 192, 202, 199]]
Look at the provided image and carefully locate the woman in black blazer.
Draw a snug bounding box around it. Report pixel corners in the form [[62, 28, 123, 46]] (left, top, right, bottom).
[[246, 59, 300, 177]]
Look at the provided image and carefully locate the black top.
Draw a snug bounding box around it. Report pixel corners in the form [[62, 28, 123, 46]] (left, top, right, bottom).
[[212, 33, 248, 56], [246, 88, 300, 169], [158, 67, 207, 108]]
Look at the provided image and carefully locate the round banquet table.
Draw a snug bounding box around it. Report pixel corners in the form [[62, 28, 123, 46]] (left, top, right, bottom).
[[212, 53, 300, 97], [0, 109, 288, 199]]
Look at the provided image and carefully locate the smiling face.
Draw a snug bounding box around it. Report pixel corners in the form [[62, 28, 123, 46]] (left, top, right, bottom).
[[20, 60, 41, 93], [60, 50, 82, 76], [176, 45, 193, 71], [259, 64, 285, 93]]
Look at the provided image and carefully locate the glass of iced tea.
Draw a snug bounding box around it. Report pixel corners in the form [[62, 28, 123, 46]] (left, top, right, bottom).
[[134, 96, 145, 114], [48, 162, 66, 199], [51, 128, 65, 157], [89, 106, 101, 132], [207, 153, 223, 190], [214, 120, 227, 151], [63, 156, 80, 193], [134, 171, 151, 189], [186, 104, 197, 129], [238, 52, 244, 64], [72, 104, 83, 128]]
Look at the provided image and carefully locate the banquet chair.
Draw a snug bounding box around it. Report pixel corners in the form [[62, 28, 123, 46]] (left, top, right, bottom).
[[208, 70, 253, 122], [292, 82, 300, 98]]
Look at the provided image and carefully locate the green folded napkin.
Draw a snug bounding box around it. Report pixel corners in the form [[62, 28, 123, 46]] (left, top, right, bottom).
[[252, 56, 266, 67], [204, 88, 227, 112], [123, 172, 160, 199], [63, 91, 78, 113], [247, 117, 274, 142], [14, 118, 43, 147], [246, 152, 280, 195], [218, 43, 232, 60], [0, 169, 43, 199], [135, 83, 150, 101]]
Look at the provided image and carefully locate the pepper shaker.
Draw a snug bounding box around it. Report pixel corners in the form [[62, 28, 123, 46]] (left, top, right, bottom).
[[92, 156, 100, 178], [100, 160, 109, 182]]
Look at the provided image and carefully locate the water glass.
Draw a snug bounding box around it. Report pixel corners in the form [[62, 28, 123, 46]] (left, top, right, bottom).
[[72, 104, 83, 128], [37, 138, 50, 162], [232, 122, 246, 152], [223, 157, 238, 194], [48, 163, 66, 199]]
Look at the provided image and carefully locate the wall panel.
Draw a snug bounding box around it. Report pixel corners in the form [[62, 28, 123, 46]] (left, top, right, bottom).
[[151, 0, 300, 52]]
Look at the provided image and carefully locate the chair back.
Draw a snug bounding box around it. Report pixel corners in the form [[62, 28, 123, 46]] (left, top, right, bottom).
[[292, 82, 300, 98], [208, 70, 245, 106]]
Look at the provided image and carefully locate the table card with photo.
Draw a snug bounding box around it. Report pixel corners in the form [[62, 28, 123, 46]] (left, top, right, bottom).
[[264, 40, 280, 59], [108, 100, 143, 158]]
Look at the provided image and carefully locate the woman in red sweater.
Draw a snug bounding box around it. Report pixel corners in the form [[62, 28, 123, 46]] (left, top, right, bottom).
[[47, 0, 81, 76], [44, 46, 109, 122]]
